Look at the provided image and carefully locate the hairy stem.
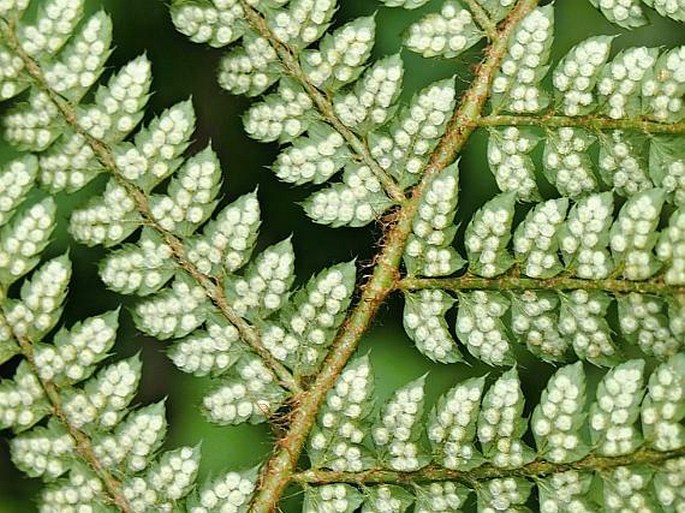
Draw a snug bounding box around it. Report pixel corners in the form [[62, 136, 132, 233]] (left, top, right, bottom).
[[293, 447, 685, 486], [400, 273, 685, 297], [248, 1, 540, 511], [462, 0, 498, 38], [477, 113, 685, 134], [0, 311, 134, 512], [236, 0, 407, 205], [0, 20, 301, 394]]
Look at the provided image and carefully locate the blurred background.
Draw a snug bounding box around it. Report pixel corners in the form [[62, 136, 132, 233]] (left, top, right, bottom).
[[0, 0, 682, 511]]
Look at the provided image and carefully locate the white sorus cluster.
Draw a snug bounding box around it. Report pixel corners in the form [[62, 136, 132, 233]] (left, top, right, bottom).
[[465, 194, 515, 277], [310, 359, 371, 471], [0, 157, 36, 226], [403, 290, 460, 363], [511, 291, 569, 361], [610, 189, 664, 280], [487, 127, 539, 200], [514, 198, 568, 278], [4, 91, 59, 150], [0, 367, 46, 429], [373, 378, 426, 471], [559, 290, 616, 362], [100, 234, 173, 295], [39, 133, 98, 192], [171, 0, 243, 48], [405, 165, 460, 276], [34, 314, 117, 383], [477, 370, 530, 468], [18, 0, 83, 56], [244, 81, 313, 142], [427, 378, 483, 469], [543, 128, 597, 198], [268, 0, 336, 47], [150, 149, 220, 233], [263, 265, 351, 366], [228, 240, 294, 317], [559, 193, 614, 279], [203, 357, 279, 424], [589, 361, 644, 456], [170, 323, 240, 376], [95, 404, 166, 472], [218, 35, 278, 95], [598, 47, 658, 119], [333, 55, 402, 129], [539, 471, 593, 513], [479, 478, 530, 513], [69, 182, 138, 246], [414, 482, 466, 513], [63, 358, 140, 429], [642, 355, 684, 451], [43, 13, 110, 96], [661, 159, 685, 206], [5, 257, 70, 339], [187, 193, 260, 274], [79, 56, 152, 143], [532, 363, 586, 463], [0, 0, 29, 17], [643, 47, 685, 122], [123, 447, 198, 512], [135, 280, 207, 339], [455, 291, 512, 366], [657, 209, 685, 284], [405, 1, 480, 58], [11, 427, 74, 478], [371, 80, 455, 178], [115, 99, 192, 185], [603, 466, 653, 513], [306, 485, 362, 513], [593, 0, 645, 26], [305, 165, 392, 227], [598, 131, 651, 196], [40, 469, 105, 513], [649, 0, 685, 20], [380, 0, 431, 8], [273, 126, 348, 184], [190, 471, 256, 513], [302, 17, 375, 87], [654, 457, 685, 512], [492, 7, 552, 113], [0, 44, 26, 100], [619, 294, 680, 358], [365, 486, 411, 513], [0, 198, 54, 280], [553, 36, 612, 116]]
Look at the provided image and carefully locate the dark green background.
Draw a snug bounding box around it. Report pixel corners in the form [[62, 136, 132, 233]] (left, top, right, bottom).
[[0, 0, 682, 510]]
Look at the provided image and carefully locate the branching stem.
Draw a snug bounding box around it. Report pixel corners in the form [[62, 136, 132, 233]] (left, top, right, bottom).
[[248, 1, 540, 511], [477, 113, 685, 134], [0, 20, 301, 394], [293, 447, 685, 486], [399, 273, 685, 297], [0, 311, 134, 513], [236, 0, 408, 205]]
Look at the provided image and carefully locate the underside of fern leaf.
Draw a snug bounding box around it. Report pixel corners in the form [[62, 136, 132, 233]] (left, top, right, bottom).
[[0, 0, 684, 511]]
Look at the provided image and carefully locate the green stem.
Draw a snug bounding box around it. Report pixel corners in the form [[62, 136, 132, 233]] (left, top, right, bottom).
[[399, 273, 685, 297], [293, 447, 685, 486], [0, 19, 301, 395], [237, 0, 407, 205], [248, 1, 540, 511], [0, 311, 134, 513], [477, 113, 685, 134], [462, 0, 498, 38]]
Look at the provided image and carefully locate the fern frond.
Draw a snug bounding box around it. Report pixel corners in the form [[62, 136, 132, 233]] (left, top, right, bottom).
[[292, 354, 685, 512]]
